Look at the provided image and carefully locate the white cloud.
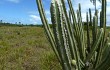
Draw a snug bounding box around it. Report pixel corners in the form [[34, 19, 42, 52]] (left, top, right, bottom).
[[29, 14, 51, 24], [45, 10, 50, 15], [7, 0, 20, 3], [28, 10, 50, 24], [107, 0, 110, 3], [30, 15, 40, 21], [29, 15, 41, 24], [28, 10, 50, 16]]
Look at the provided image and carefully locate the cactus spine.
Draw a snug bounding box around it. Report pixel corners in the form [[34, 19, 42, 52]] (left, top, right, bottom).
[[36, 0, 110, 70]]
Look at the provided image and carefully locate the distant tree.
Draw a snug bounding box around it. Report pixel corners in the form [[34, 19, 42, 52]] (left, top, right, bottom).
[[0, 20, 3, 23], [19, 22, 21, 25]]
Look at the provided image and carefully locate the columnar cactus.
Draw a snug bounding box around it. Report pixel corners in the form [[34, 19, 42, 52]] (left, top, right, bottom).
[[36, 0, 110, 70]]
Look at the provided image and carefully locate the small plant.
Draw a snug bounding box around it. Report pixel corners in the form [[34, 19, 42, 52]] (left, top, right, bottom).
[[36, 0, 110, 70]]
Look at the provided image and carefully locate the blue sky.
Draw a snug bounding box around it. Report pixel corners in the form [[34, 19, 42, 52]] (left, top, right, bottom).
[[0, 0, 110, 26]]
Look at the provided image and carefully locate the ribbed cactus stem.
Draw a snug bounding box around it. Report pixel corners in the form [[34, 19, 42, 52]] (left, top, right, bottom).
[[68, 10, 75, 59], [36, 0, 60, 61], [61, 0, 81, 70], [85, 28, 104, 62], [94, 0, 107, 69], [100, 11, 103, 28], [92, 16, 98, 44], [102, 0, 106, 32], [69, 10, 72, 23], [95, 43, 110, 70], [86, 12, 91, 53], [89, 8, 92, 26], [101, 0, 107, 52], [50, 1, 72, 69], [36, 0, 109, 70], [76, 3, 86, 61], [108, 32, 110, 44]]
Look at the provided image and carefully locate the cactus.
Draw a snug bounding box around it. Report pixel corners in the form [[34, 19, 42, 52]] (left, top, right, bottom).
[[86, 12, 91, 53], [36, 0, 110, 70]]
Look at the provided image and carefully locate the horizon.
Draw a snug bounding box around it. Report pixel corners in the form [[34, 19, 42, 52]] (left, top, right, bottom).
[[0, 0, 110, 26]]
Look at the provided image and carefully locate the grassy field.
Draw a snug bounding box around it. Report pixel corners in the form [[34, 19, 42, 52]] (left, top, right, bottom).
[[0, 27, 61, 70], [0, 26, 109, 70]]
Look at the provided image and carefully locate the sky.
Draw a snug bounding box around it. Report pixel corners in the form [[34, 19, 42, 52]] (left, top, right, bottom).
[[0, 0, 110, 26]]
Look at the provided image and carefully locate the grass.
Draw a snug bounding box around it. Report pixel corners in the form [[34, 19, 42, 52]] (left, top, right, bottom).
[[0, 26, 61, 70], [0, 26, 109, 70]]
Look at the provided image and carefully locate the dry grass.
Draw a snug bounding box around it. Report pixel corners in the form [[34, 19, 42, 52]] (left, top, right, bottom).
[[0, 26, 61, 70], [0, 26, 109, 70]]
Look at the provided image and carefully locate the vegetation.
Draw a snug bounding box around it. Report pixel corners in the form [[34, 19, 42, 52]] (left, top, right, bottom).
[[0, 0, 110, 70], [0, 26, 109, 70], [0, 27, 61, 70], [0, 20, 43, 27], [36, 0, 110, 70]]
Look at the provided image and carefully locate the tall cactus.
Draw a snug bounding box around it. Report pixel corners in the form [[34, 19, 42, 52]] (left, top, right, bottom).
[[86, 12, 91, 53], [36, 0, 110, 70]]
